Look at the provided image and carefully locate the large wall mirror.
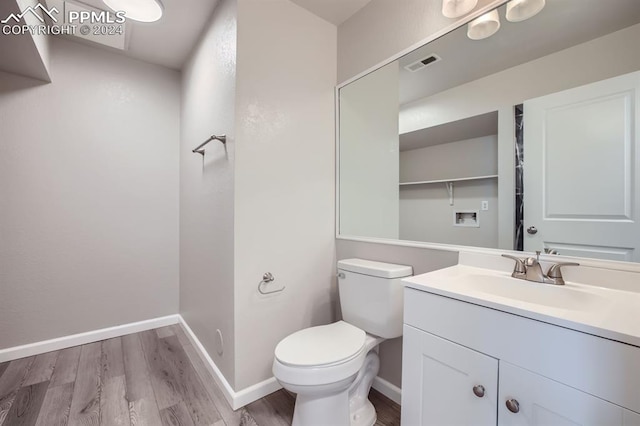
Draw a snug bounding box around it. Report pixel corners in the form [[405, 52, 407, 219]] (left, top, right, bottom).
[[338, 0, 640, 263]]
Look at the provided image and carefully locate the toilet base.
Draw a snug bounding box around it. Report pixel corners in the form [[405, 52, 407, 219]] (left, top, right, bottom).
[[285, 350, 381, 426], [350, 399, 376, 426], [288, 376, 355, 426]]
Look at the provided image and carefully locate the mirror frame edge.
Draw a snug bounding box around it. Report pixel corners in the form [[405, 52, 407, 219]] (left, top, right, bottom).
[[334, 0, 640, 273]]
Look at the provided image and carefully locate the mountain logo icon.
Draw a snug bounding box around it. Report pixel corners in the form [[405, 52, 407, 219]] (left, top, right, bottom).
[[1, 3, 59, 24]]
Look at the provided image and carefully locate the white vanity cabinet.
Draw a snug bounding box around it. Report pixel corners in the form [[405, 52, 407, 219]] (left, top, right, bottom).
[[402, 287, 640, 426]]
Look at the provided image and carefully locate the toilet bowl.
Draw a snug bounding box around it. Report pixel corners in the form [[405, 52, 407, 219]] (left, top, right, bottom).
[[272, 259, 413, 426]]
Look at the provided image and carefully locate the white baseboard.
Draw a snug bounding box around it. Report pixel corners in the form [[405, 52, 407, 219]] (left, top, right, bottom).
[[372, 376, 402, 405], [177, 316, 282, 410], [0, 314, 181, 363]]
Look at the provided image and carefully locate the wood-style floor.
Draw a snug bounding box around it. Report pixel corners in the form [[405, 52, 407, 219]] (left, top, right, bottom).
[[0, 325, 401, 426]]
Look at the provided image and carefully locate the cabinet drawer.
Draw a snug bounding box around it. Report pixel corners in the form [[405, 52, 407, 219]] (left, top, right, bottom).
[[404, 287, 640, 413]]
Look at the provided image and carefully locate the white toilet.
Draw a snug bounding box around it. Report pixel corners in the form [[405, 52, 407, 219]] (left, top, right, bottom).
[[272, 258, 413, 426]]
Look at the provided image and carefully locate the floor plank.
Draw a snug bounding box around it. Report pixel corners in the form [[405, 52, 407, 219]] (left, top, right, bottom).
[[100, 375, 130, 426], [370, 389, 401, 426], [128, 398, 162, 426], [23, 352, 59, 386], [159, 401, 195, 426], [0, 364, 9, 382], [0, 357, 35, 400], [156, 327, 175, 339], [102, 338, 125, 382], [122, 333, 162, 426], [0, 394, 17, 426], [34, 382, 74, 426], [239, 408, 259, 426], [138, 330, 183, 410], [245, 397, 291, 426], [158, 335, 222, 425], [68, 342, 102, 426], [264, 390, 295, 425], [170, 325, 191, 348], [0, 357, 35, 425], [3, 381, 49, 426], [49, 346, 81, 387], [181, 342, 241, 426]]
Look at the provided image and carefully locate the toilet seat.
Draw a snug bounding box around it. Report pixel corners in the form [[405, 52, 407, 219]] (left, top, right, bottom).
[[275, 321, 366, 367], [273, 321, 370, 386]]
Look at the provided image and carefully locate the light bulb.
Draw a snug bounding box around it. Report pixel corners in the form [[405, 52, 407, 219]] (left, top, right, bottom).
[[103, 0, 163, 23], [467, 9, 501, 40]]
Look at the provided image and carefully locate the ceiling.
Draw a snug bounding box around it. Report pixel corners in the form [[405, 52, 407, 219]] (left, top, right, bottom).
[[398, 0, 640, 106], [289, 0, 372, 25], [45, 0, 219, 70], [36, 0, 371, 70]]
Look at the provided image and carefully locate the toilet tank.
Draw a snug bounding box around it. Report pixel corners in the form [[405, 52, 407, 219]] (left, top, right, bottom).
[[337, 258, 413, 339]]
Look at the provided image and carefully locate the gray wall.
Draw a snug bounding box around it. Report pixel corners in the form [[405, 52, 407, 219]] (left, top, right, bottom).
[[180, 0, 238, 388], [400, 136, 499, 248], [0, 38, 180, 350]]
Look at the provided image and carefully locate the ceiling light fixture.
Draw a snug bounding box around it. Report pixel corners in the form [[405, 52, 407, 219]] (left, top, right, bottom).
[[441, 0, 478, 19], [103, 0, 164, 23], [506, 0, 546, 22], [467, 9, 501, 40]]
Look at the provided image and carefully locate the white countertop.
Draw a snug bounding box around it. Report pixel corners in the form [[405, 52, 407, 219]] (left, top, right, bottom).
[[403, 260, 640, 348]]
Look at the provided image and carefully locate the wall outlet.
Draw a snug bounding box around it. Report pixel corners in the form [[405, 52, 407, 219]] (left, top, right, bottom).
[[481, 201, 489, 211]]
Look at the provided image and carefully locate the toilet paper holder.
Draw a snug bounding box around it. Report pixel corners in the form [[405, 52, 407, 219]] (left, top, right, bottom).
[[258, 272, 285, 295]]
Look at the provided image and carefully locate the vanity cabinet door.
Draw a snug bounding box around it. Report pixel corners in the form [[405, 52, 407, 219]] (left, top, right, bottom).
[[624, 409, 640, 425], [401, 325, 498, 426], [499, 361, 631, 426]]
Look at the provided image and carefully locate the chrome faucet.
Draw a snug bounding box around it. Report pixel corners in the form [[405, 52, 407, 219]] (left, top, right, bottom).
[[502, 251, 579, 285]]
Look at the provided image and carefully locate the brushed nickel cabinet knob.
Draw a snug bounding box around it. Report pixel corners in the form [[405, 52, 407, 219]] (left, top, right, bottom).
[[472, 385, 485, 398], [506, 399, 520, 413]]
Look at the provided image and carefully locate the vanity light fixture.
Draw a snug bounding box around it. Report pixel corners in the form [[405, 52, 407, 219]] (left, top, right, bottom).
[[506, 0, 546, 22], [103, 0, 164, 23], [441, 0, 478, 19], [467, 9, 501, 40]]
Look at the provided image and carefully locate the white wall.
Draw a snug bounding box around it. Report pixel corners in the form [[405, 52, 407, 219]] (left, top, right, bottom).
[[340, 61, 400, 239], [399, 136, 498, 248], [180, 0, 237, 387], [0, 37, 180, 350], [233, 0, 337, 390]]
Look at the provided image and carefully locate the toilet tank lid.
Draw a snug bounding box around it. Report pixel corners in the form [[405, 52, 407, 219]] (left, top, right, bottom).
[[337, 258, 413, 279]]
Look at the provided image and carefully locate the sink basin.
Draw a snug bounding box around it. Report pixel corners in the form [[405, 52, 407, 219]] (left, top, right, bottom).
[[451, 273, 603, 311]]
